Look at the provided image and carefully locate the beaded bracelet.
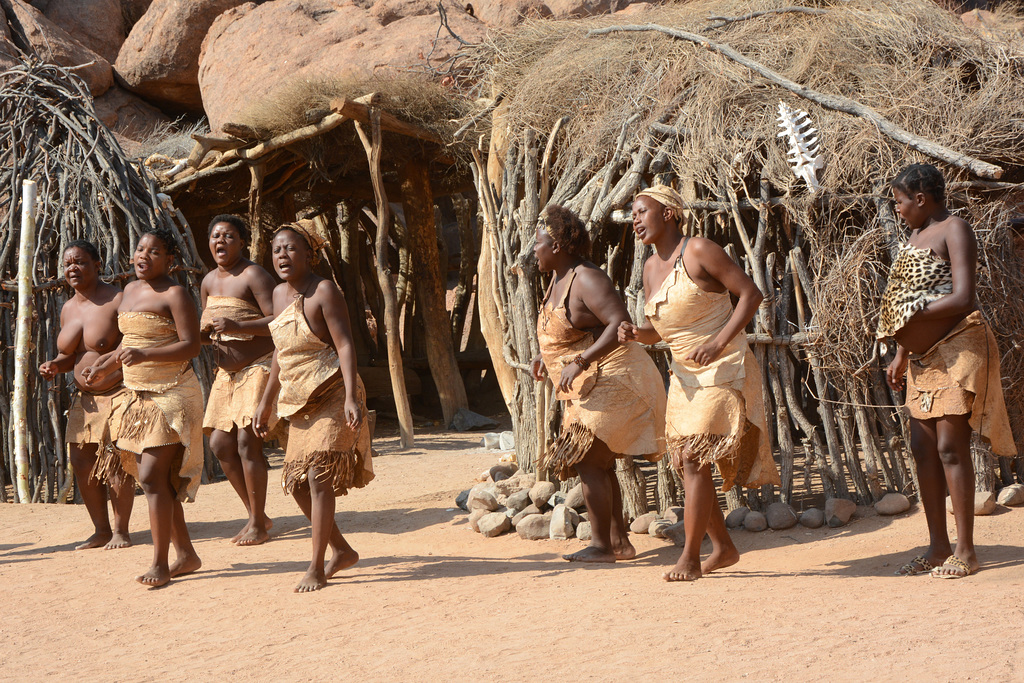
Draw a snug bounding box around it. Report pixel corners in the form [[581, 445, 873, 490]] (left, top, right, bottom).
[[571, 353, 590, 371]]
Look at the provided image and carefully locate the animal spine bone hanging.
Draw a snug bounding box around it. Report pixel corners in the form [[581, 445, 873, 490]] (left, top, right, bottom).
[[777, 101, 823, 193]]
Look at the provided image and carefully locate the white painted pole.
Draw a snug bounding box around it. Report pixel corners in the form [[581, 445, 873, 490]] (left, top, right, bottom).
[[14, 180, 37, 503]]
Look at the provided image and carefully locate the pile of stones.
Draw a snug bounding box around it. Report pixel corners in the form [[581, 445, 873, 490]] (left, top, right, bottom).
[[457, 467, 1024, 542]]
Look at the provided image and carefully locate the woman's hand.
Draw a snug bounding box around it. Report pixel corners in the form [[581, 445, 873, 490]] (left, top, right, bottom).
[[685, 339, 726, 367], [618, 321, 639, 343], [345, 395, 363, 430], [531, 353, 547, 382], [39, 361, 59, 380], [207, 316, 240, 335], [117, 347, 149, 367], [558, 362, 583, 394], [82, 361, 115, 387], [886, 348, 909, 391], [253, 398, 273, 439]]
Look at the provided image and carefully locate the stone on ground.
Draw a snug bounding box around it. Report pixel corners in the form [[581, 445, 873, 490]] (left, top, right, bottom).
[[482, 433, 501, 449], [499, 431, 515, 450], [947, 491, 996, 515], [529, 481, 557, 509], [825, 498, 857, 527], [565, 483, 585, 510], [468, 508, 488, 532], [455, 489, 471, 511], [799, 508, 824, 529], [662, 521, 686, 547], [663, 506, 685, 525], [997, 484, 1024, 507], [478, 512, 511, 537], [629, 512, 659, 534], [516, 513, 552, 540], [875, 492, 911, 515], [505, 489, 532, 514], [576, 520, 592, 541], [549, 504, 578, 540], [649, 519, 672, 539], [742, 511, 768, 532], [766, 502, 798, 530], [511, 503, 541, 527], [547, 491, 567, 508], [467, 488, 499, 512], [489, 462, 519, 482], [725, 507, 750, 529]]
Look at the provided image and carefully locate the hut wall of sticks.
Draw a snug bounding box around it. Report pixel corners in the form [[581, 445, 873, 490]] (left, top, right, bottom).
[[0, 62, 211, 503], [456, 0, 1024, 516]]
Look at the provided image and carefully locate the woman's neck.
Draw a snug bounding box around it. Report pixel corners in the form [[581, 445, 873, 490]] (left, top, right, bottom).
[[552, 256, 583, 280], [653, 225, 683, 261], [286, 272, 317, 297]]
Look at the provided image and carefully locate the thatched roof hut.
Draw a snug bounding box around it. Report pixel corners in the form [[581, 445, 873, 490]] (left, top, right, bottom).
[[458, 0, 1024, 514]]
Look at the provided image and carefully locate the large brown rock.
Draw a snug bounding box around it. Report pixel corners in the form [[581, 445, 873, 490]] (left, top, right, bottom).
[[32, 0, 126, 63], [115, 0, 248, 112], [122, 0, 154, 27], [197, 0, 487, 133], [0, 16, 18, 70], [2, 0, 113, 95], [93, 84, 170, 139], [471, 0, 647, 27]]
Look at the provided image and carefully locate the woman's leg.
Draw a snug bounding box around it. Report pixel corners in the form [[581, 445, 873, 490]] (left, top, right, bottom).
[[932, 414, 978, 577], [135, 443, 182, 586], [907, 417, 952, 570], [235, 426, 271, 546], [665, 454, 737, 582], [68, 443, 112, 550], [563, 440, 621, 563], [291, 469, 357, 592], [209, 427, 251, 542], [106, 463, 135, 549]]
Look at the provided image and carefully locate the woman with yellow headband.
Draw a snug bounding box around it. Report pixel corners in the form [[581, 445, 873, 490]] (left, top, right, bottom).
[[254, 220, 374, 592], [532, 204, 666, 563], [620, 185, 779, 582]]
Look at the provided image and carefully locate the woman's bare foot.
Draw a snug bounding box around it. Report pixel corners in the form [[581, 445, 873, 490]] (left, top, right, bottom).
[[663, 555, 701, 582], [136, 565, 171, 587], [325, 548, 359, 578], [701, 546, 739, 575], [76, 531, 113, 550], [104, 532, 132, 550], [236, 526, 270, 546], [230, 522, 251, 544], [612, 540, 636, 561], [169, 552, 202, 578], [563, 545, 618, 563], [295, 567, 327, 593]]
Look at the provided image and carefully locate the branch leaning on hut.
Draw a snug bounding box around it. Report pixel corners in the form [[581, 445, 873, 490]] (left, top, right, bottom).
[[586, 24, 1004, 179]]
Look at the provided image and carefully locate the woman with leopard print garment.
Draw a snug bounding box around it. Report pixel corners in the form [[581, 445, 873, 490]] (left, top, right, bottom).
[[879, 163, 1015, 580]]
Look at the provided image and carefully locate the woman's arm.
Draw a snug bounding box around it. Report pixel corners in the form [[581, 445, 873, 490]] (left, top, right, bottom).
[[556, 268, 631, 392], [685, 237, 763, 366], [253, 350, 281, 439], [318, 281, 362, 428]]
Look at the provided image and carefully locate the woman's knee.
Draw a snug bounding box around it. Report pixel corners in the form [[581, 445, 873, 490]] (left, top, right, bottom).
[[208, 429, 235, 459], [236, 427, 265, 462]]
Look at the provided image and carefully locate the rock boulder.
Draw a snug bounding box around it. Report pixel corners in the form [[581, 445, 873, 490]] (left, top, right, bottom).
[[875, 492, 911, 516], [116, 0, 249, 112]]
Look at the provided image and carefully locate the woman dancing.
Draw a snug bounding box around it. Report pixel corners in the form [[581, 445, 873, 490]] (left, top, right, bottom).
[[620, 185, 779, 582], [254, 220, 373, 593], [201, 214, 278, 546], [39, 240, 134, 550], [85, 228, 203, 587], [532, 205, 666, 563]]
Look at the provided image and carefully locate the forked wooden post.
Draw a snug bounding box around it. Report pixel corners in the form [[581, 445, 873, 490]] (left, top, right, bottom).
[[354, 110, 415, 448], [14, 180, 37, 503]]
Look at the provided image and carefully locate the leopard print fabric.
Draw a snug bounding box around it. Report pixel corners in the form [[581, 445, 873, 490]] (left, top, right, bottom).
[[876, 243, 952, 339]]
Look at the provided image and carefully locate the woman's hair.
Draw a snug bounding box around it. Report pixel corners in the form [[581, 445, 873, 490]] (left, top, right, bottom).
[[63, 240, 101, 262], [140, 227, 179, 257], [208, 214, 250, 243], [543, 204, 591, 259], [891, 163, 945, 204]]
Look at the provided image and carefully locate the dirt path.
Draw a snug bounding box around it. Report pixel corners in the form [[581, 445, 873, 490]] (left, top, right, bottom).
[[2, 425, 1023, 681]]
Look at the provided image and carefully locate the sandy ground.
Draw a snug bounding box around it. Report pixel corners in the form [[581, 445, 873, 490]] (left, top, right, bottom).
[[2, 423, 1023, 682]]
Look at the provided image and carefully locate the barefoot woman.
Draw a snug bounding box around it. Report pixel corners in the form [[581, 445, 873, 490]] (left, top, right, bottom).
[[620, 185, 779, 582], [255, 221, 373, 593], [201, 214, 278, 546], [880, 164, 1015, 579], [39, 240, 134, 550], [532, 205, 666, 563], [85, 228, 203, 587]]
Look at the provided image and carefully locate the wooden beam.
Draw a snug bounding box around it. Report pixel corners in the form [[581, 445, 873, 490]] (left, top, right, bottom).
[[330, 97, 444, 145]]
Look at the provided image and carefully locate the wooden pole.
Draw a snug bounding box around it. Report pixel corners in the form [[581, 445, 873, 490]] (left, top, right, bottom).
[[14, 180, 36, 503], [399, 159, 469, 426], [354, 112, 415, 448]]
